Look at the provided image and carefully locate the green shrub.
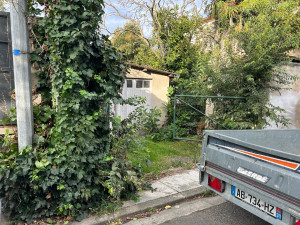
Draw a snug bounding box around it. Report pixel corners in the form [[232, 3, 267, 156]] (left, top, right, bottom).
[[206, 0, 300, 129], [148, 124, 187, 141]]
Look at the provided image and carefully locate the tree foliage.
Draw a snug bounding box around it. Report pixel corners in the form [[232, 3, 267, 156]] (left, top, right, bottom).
[[111, 22, 147, 61], [206, 0, 300, 129], [0, 0, 8, 10], [163, 0, 300, 132], [156, 7, 202, 76], [105, 0, 203, 58], [108, 0, 204, 71], [0, 0, 145, 222], [109, 4, 209, 134]]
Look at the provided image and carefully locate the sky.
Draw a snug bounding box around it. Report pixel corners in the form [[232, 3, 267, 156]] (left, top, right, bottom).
[[103, 14, 127, 34], [102, 1, 129, 35], [3, 0, 208, 36]]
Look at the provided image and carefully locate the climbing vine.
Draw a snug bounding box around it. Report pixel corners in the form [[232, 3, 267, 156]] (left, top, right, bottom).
[[0, 0, 144, 222]]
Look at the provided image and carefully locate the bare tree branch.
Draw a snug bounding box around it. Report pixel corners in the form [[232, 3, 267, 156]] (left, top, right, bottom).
[[104, 0, 206, 58]]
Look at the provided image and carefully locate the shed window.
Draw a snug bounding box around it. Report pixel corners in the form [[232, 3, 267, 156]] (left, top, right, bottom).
[[144, 80, 150, 88], [136, 80, 143, 88], [127, 80, 132, 88]]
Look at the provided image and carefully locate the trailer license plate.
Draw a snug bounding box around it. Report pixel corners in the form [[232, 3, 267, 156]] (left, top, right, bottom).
[[231, 185, 282, 220]]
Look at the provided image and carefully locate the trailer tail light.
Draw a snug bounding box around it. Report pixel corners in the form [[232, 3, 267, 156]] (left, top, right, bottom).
[[291, 215, 300, 225], [208, 174, 225, 193]]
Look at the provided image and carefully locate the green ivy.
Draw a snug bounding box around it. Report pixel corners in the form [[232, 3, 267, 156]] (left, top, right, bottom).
[[0, 0, 143, 222]]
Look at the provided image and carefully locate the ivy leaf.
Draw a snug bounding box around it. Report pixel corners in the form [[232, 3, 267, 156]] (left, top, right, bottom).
[[69, 51, 79, 60], [35, 159, 50, 169], [77, 170, 84, 180]]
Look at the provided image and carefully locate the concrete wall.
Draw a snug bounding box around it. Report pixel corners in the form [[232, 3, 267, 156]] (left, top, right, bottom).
[[268, 62, 300, 129]]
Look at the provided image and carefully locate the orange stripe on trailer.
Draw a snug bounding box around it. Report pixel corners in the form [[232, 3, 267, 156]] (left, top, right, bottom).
[[230, 147, 299, 170]]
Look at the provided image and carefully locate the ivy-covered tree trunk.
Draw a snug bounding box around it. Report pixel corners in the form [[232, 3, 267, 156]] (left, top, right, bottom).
[[0, 0, 142, 222]]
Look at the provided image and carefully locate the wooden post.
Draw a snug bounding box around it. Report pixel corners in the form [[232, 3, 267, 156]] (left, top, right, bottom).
[[10, 0, 34, 151]]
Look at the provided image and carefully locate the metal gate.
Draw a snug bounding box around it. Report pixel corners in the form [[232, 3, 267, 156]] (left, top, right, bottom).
[[173, 95, 246, 141], [0, 12, 14, 124]]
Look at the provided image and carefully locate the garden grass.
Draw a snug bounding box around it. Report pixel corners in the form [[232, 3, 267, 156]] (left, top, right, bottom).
[[128, 138, 201, 180]]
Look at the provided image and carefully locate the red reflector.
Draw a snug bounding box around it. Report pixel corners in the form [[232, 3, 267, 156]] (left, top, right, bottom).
[[208, 174, 225, 192], [291, 215, 300, 225]]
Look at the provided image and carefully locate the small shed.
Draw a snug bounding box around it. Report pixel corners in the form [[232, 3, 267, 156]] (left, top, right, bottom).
[[115, 64, 174, 125]]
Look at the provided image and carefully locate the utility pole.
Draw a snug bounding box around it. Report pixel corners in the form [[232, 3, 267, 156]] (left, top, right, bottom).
[[10, 0, 34, 151]]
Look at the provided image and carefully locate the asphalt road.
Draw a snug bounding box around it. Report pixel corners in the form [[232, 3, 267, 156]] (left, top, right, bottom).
[[161, 201, 271, 225]]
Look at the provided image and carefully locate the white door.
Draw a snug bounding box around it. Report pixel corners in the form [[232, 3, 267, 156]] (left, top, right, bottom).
[[116, 79, 152, 120]]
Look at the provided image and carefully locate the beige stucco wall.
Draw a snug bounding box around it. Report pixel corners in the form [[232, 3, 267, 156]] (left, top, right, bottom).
[[290, 49, 300, 59], [151, 73, 170, 125]]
